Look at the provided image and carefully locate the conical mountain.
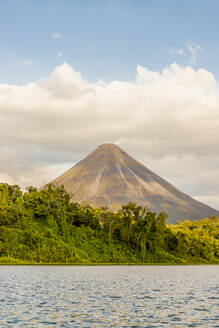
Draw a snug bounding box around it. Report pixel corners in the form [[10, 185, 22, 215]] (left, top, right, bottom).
[[51, 143, 219, 223]]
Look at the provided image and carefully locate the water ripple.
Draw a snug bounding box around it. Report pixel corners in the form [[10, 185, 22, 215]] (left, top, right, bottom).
[[0, 265, 218, 327]]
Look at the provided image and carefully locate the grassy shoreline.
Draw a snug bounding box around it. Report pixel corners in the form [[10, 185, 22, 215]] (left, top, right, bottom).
[[0, 259, 218, 266]]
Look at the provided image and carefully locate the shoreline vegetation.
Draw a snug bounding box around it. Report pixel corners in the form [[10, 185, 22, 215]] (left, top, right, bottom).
[[0, 183, 218, 265], [2, 262, 218, 266]]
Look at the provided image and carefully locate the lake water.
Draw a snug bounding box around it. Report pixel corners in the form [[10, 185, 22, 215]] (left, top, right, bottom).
[[0, 265, 218, 327]]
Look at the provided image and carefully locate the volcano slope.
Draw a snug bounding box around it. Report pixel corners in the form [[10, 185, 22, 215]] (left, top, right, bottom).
[[51, 143, 219, 223]]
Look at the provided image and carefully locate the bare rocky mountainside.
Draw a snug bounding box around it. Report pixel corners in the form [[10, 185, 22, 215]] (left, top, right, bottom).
[[51, 143, 219, 223]]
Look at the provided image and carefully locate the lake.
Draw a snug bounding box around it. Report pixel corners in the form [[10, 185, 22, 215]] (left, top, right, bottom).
[[0, 265, 218, 327]]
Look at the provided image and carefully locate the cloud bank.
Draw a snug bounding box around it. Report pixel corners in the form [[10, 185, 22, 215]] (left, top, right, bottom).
[[0, 62, 219, 209]]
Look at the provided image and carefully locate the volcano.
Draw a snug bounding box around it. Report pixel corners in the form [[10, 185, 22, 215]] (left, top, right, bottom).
[[51, 143, 219, 223]]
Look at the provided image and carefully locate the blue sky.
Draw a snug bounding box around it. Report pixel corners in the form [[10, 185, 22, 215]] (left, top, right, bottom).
[[1, 0, 219, 84]]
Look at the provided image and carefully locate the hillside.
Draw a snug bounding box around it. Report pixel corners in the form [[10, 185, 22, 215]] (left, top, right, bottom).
[[51, 143, 219, 223]]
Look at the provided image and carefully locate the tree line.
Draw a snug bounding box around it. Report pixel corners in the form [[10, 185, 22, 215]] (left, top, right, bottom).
[[0, 183, 218, 264]]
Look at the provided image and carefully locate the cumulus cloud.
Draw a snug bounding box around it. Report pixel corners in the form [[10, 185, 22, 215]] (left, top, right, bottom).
[[52, 32, 62, 39], [0, 62, 219, 209]]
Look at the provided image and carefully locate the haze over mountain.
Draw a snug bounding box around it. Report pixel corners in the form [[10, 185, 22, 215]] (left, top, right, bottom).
[[51, 143, 219, 223]]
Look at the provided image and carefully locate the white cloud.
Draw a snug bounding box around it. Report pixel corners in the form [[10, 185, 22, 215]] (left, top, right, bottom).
[[169, 42, 201, 65], [52, 32, 62, 39], [0, 62, 219, 210], [24, 60, 32, 66], [58, 52, 62, 57], [177, 48, 184, 55], [168, 47, 184, 56], [114, 138, 126, 146], [186, 41, 201, 65]]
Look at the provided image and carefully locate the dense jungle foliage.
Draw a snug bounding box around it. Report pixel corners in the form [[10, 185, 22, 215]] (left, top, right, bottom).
[[0, 183, 218, 264]]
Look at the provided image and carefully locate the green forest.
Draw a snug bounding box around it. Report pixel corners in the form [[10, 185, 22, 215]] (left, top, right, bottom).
[[0, 183, 218, 265]]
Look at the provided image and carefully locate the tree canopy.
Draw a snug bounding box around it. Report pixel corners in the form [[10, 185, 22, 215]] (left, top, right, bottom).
[[0, 183, 218, 264]]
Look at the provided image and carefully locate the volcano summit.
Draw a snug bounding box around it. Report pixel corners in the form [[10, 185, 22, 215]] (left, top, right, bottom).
[[51, 143, 219, 223]]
